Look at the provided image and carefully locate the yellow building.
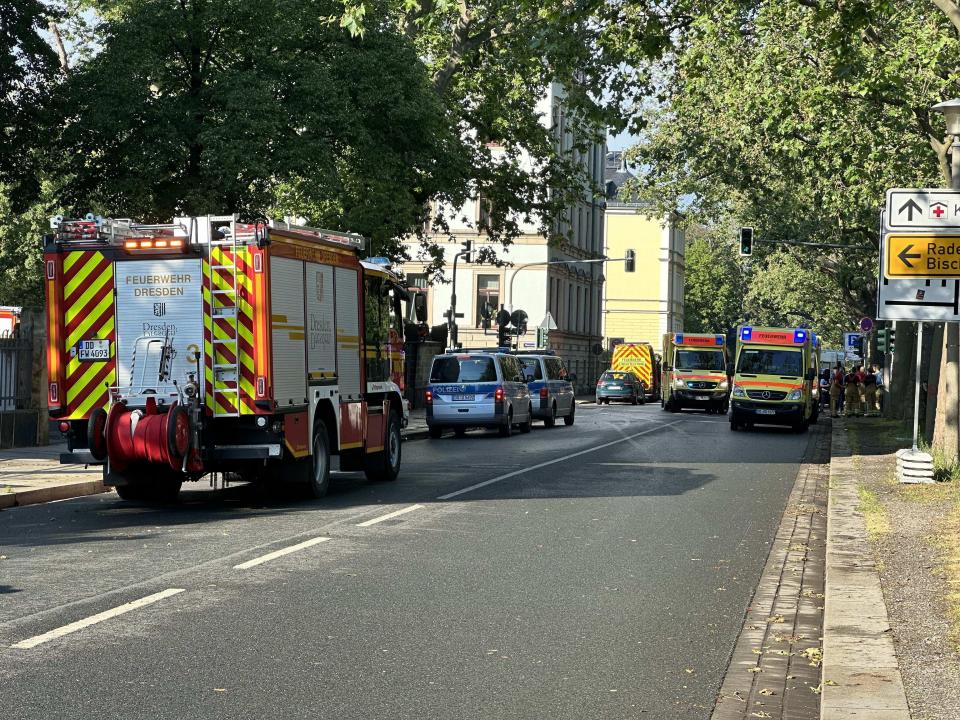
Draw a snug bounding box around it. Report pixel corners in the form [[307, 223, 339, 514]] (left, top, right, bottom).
[[602, 152, 685, 350]]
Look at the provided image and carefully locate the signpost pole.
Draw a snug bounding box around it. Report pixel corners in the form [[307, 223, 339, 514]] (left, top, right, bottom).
[[913, 322, 923, 452]]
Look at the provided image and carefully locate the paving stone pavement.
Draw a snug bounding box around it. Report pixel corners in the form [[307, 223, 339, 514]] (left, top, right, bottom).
[[712, 421, 829, 719]]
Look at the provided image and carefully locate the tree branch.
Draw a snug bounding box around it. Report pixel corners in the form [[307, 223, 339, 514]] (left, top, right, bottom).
[[48, 21, 70, 75], [914, 106, 952, 184], [932, 0, 960, 34]]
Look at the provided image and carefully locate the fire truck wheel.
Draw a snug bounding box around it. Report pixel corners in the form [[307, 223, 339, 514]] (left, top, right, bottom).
[[113, 481, 145, 501], [428, 426, 443, 439], [87, 408, 108, 461], [365, 411, 402, 482], [307, 419, 331, 498]]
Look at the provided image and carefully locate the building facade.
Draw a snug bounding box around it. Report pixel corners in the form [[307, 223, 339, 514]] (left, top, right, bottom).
[[602, 152, 685, 351], [399, 83, 607, 391]]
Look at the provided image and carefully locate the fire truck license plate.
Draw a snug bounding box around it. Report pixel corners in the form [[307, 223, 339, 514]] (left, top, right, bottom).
[[78, 339, 110, 361], [453, 394, 474, 402]]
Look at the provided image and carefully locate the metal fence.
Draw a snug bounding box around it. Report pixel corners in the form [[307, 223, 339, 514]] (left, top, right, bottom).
[[0, 330, 39, 447]]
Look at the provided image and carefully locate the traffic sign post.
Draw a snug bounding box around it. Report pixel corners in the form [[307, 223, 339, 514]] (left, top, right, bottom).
[[885, 189, 960, 231]]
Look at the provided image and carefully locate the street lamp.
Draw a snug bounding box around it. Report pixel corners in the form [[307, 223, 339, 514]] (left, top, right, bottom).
[[932, 98, 960, 190]]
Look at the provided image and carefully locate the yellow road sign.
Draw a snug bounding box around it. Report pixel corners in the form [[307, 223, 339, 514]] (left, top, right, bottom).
[[885, 233, 960, 278]]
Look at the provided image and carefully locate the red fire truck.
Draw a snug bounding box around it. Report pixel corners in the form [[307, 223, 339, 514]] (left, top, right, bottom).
[[45, 214, 411, 500]]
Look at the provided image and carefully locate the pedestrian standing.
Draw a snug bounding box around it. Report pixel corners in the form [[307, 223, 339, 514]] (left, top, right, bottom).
[[830, 363, 844, 418], [819, 368, 831, 410], [845, 366, 862, 417], [863, 366, 878, 416]]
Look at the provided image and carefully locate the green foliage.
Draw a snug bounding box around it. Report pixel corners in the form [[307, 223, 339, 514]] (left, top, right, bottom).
[[628, 0, 960, 333], [50, 0, 471, 260], [683, 227, 747, 334]]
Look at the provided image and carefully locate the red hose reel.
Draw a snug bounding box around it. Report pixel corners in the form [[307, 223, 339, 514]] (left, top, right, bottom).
[[103, 397, 190, 472]]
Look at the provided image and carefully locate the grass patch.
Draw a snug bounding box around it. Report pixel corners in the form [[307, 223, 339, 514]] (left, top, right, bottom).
[[936, 502, 960, 652], [857, 485, 891, 539], [918, 438, 960, 482]]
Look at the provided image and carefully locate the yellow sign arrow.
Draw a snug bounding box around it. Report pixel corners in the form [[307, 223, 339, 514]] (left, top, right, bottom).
[[886, 233, 960, 278]]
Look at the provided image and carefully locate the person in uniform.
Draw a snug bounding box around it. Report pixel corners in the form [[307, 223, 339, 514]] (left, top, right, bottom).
[[830, 363, 844, 418], [844, 366, 861, 417], [864, 365, 879, 416]]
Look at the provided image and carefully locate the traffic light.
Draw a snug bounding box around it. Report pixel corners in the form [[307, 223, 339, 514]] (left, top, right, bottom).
[[536, 327, 548, 348], [739, 227, 754, 256], [460, 239, 473, 264], [624, 249, 636, 273], [496, 308, 511, 348], [877, 328, 889, 353], [889, 328, 896, 353]]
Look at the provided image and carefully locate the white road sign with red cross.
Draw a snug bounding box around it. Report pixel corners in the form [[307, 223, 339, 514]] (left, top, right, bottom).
[[885, 189, 960, 231]]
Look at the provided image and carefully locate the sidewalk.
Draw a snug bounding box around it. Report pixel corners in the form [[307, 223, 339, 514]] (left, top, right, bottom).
[[826, 416, 960, 720], [0, 442, 104, 510]]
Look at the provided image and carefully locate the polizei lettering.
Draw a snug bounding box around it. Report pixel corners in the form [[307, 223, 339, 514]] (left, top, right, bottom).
[[125, 273, 192, 297], [927, 242, 960, 272]]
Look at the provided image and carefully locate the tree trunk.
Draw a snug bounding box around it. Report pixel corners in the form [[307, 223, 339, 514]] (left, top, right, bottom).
[[933, 322, 960, 462], [925, 323, 945, 443], [889, 321, 915, 420]]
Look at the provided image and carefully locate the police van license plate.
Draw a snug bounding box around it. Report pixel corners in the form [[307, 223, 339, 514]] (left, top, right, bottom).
[[757, 408, 776, 415], [453, 394, 474, 402], [78, 339, 110, 361]]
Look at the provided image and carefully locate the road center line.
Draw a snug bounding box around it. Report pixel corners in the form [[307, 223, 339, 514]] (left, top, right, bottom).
[[11, 588, 185, 650], [436, 420, 684, 500], [356, 504, 424, 527], [233, 536, 331, 570]]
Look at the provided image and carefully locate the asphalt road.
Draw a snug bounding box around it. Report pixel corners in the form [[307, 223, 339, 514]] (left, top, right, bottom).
[[0, 403, 815, 719]]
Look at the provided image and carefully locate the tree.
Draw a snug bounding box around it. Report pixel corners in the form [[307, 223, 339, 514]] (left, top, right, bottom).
[[48, 0, 473, 259], [682, 226, 747, 334]]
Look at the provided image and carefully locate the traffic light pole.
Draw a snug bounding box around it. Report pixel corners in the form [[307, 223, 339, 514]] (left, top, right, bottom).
[[505, 256, 633, 311]]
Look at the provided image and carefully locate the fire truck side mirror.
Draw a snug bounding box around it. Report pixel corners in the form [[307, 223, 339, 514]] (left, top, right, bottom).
[[413, 293, 428, 323]]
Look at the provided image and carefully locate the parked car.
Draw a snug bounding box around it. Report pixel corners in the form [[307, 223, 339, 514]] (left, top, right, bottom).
[[596, 370, 643, 405], [426, 351, 533, 438], [516, 352, 576, 427]]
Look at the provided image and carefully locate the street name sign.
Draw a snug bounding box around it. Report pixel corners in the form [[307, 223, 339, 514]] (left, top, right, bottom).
[[885, 189, 960, 230], [885, 233, 960, 277]]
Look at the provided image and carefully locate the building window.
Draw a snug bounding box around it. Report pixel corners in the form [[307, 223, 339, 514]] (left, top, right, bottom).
[[406, 273, 428, 290], [475, 274, 500, 327], [477, 192, 493, 233], [567, 282, 573, 330]]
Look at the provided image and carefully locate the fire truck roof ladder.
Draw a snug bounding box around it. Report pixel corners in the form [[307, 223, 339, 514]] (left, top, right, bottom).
[[206, 218, 242, 417]]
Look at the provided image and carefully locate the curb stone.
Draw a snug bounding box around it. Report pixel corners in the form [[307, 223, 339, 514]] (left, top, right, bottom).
[[0, 478, 107, 510], [821, 419, 910, 719]]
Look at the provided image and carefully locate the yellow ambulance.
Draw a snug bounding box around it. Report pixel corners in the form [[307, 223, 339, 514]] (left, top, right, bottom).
[[730, 326, 818, 432], [660, 333, 729, 414]]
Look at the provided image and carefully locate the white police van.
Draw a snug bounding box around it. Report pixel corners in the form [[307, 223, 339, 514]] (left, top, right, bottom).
[[426, 351, 533, 438]]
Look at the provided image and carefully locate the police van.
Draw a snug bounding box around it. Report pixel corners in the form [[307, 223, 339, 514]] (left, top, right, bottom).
[[426, 351, 533, 438]]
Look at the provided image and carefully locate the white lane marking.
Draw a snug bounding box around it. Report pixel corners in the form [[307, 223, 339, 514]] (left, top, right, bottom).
[[356, 504, 424, 527], [437, 420, 684, 500], [233, 536, 330, 570], [11, 588, 185, 649]]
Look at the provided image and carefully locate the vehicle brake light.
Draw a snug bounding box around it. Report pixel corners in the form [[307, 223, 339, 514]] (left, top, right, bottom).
[[424, 390, 433, 405], [540, 387, 548, 398], [494, 387, 504, 402], [58, 421, 70, 433]]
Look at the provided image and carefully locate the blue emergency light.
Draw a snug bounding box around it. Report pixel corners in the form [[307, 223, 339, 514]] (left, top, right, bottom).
[[715, 335, 724, 346], [675, 333, 683, 344], [793, 329, 807, 344], [740, 326, 753, 342]]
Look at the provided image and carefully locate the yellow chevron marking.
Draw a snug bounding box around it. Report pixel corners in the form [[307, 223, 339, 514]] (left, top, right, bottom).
[[66, 293, 115, 349], [64, 270, 112, 326], [63, 251, 89, 273], [66, 358, 109, 404], [63, 253, 106, 301], [74, 370, 115, 417]]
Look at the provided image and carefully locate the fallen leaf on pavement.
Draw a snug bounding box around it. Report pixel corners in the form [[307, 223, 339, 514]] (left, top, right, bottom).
[[758, 688, 776, 696]]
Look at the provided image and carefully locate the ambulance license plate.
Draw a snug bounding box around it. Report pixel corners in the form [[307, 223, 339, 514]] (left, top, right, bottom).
[[77, 339, 110, 361], [757, 408, 776, 415], [695, 395, 709, 401], [453, 394, 474, 402]]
